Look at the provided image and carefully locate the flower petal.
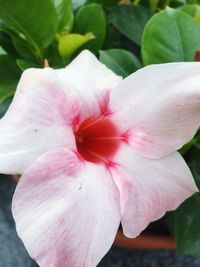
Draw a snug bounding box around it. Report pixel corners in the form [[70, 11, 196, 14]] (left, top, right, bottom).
[[57, 50, 122, 119], [0, 68, 80, 174], [110, 143, 198, 238], [12, 148, 120, 267], [109, 63, 200, 158]]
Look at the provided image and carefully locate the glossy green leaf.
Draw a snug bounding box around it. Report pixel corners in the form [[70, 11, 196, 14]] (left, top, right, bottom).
[[74, 4, 106, 52], [46, 41, 64, 68], [0, 27, 37, 62], [0, 46, 6, 55], [174, 194, 200, 258], [142, 8, 200, 65], [180, 4, 200, 23], [137, 0, 172, 9], [109, 5, 152, 45], [189, 132, 200, 188], [174, 133, 200, 258], [150, 0, 159, 11], [99, 48, 142, 77], [13, 36, 38, 63], [0, 31, 19, 58], [0, 95, 13, 118], [16, 59, 38, 71], [157, 0, 171, 9], [58, 32, 94, 60], [52, 0, 74, 33], [187, 0, 200, 4], [0, 55, 20, 117], [0, 81, 16, 102], [0, 55, 20, 99], [0, 0, 58, 60], [191, 159, 200, 190], [0, 55, 20, 81], [86, 0, 119, 8], [180, 4, 200, 17], [170, 0, 187, 7], [72, 0, 86, 10]]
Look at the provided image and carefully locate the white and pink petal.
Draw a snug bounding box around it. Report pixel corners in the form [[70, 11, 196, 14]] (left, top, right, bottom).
[[110, 143, 198, 238], [57, 50, 122, 119], [0, 68, 80, 174], [109, 63, 200, 159], [12, 148, 120, 267]]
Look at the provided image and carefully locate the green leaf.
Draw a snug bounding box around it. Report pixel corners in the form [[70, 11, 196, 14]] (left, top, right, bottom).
[[142, 8, 200, 65], [170, 0, 187, 7], [0, 0, 58, 59], [72, 0, 86, 10], [86, 0, 119, 8], [174, 194, 200, 258], [74, 4, 106, 52], [180, 4, 200, 17], [12, 34, 38, 63], [99, 48, 142, 77], [175, 131, 200, 257], [58, 32, 95, 60], [150, 0, 159, 11], [0, 55, 20, 117], [181, 4, 200, 23], [191, 159, 200, 190], [0, 54, 20, 81], [136, 0, 171, 9], [0, 31, 19, 58], [0, 46, 6, 55], [0, 27, 38, 62], [52, 0, 74, 33], [45, 41, 63, 68], [157, 0, 171, 9], [187, 0, 200, 3], [109, 5, 152, 46], [0, 81, 16, 101], [16, 59, 38, 71], [0, 55, 20, 99], [0, 95, 13, 118], [188, 131, 200, 188]]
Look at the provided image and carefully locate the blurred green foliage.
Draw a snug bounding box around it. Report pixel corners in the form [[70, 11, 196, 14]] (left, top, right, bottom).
[[0, 0, 200, 259]]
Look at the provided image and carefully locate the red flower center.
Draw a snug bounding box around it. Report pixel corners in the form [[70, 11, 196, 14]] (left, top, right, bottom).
[[75, 116, 121, 164]]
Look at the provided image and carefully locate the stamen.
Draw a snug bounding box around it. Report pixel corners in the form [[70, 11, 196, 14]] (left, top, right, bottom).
[[44, 59, 49, 68], [84, 148, 109, 164], [80, 115, 105, 132], [90, 136, 123, 141]]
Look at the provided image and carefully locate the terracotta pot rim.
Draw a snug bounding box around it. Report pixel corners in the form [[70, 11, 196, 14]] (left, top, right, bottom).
[[11, 174, 20, 182], [115, 230, 176, 250]]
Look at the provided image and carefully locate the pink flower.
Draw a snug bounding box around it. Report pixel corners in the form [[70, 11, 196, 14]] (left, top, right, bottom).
[[0, 50, 199, 267]]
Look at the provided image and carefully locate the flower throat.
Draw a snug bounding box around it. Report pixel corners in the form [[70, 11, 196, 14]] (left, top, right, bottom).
[[75, 116, 121, 164]]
